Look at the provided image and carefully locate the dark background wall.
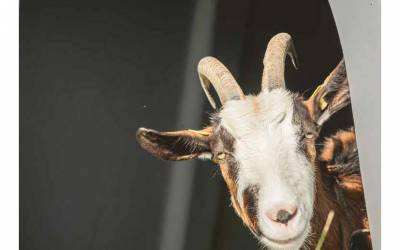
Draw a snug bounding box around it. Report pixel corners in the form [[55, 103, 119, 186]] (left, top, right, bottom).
[[20, 0, 352, 250]]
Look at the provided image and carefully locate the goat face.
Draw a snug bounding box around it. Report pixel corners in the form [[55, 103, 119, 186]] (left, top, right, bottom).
[[211, 89, 315, 249], [136, 33, 349, 250]]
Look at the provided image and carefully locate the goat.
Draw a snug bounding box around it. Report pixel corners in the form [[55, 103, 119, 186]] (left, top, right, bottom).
[[136, 33, 370, 250]]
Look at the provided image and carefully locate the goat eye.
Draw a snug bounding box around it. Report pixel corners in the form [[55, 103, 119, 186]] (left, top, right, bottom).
[[300, 132, 314, 141], [305, 133, 314, 139], [217, 152, 226, 160]]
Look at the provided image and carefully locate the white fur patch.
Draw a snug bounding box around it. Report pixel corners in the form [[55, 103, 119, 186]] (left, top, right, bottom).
[[218, 89, 315, 250]]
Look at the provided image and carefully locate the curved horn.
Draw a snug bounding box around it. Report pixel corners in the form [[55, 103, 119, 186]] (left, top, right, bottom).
[[198, 56, 245, 109], [261, 33, 299, 91]]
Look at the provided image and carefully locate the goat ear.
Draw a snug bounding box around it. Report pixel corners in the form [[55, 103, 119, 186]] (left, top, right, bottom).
[[304, 59, 350, 126], [136, 127, 213, 161]]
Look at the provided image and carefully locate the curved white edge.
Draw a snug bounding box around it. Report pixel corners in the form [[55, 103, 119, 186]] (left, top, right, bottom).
[[328, 1, 381, 249]]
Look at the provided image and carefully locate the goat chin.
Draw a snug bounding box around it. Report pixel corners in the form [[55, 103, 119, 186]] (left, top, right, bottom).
[[257, 221, 311, 250]]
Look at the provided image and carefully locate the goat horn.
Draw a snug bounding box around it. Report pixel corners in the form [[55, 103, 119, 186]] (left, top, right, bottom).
[[261, 33, 299, 91], [198, 56, 245, 109]]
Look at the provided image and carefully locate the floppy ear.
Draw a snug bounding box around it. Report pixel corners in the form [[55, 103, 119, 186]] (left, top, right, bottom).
[[136, 127, 213, 161], [304, 59, 350, 126]]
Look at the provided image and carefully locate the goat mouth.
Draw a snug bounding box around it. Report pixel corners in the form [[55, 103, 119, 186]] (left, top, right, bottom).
[[261, 230, 306, 246]]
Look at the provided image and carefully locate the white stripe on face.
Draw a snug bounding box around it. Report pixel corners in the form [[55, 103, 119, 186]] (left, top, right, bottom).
[[218, 89, 315, 249]]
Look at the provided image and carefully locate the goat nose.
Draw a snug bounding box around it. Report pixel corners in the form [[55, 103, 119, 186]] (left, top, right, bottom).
[[266, 205, 297, 225], [276, 209, 293, 224]]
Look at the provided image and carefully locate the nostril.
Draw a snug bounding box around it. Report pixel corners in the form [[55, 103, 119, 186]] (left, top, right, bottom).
[[276, 209, 293, 224], [266, 206, 298, 225]]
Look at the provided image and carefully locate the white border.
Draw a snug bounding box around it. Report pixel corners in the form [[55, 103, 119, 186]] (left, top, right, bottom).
[[0, 0, 19, 249], [382, 1, 398, 249]]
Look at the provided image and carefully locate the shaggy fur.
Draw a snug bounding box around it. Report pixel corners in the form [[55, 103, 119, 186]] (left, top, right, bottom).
[[317, 128, 371, 249]]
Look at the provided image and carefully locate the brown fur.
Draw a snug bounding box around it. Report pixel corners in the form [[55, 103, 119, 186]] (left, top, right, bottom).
[[136, 58, 371, 249], [214, 127, 371, 249], [311, 129, 370, 249], [242, 186, 261, 236], [136, 119, 371, 249]]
